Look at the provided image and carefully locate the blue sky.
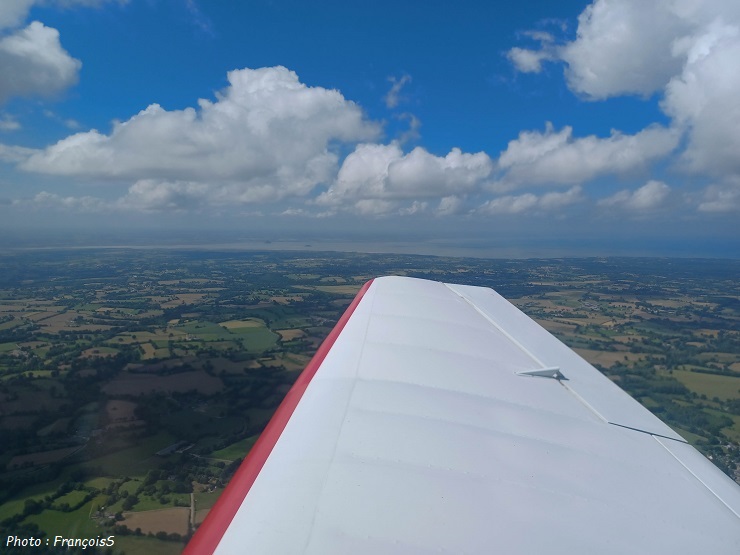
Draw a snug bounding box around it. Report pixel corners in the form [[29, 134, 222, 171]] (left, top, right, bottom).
[[0, 0, 738, 256]]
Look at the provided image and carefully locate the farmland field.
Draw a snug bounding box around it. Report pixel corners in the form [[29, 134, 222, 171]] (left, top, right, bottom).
[[0, 250, 737, 554], [669, 369, 740, 401], [122, 507, 190, 536]]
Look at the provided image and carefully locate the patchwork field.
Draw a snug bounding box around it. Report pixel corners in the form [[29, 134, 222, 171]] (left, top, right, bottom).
[[7, 446, 82, 469], [122, 507, 190, 536], [0, 251, 737, 554], [668, 369, 740, 401], [102, 370, 224, 396]]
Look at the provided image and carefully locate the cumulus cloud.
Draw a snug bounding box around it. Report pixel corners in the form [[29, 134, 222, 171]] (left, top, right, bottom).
[[555, 0, 740, 179], [507, 47, 556, 73], [662, 20, 740, 176], [506, 29, 560, 73], [495, 123, 679, 189], [437, 195, 464, 216], [598, 180, 671, 211], [506, 0, 740, 198], [352, 198, 398, 216], [384, 74, 411, 109], [22, 190, 108, 212], [478, 186, 582, 215], [0, 21, 81, 103], [508, 0, 738, 100], [479, 193, 538, 215], [318, 143, 492, 210], [560, 0, 691, 99], [539, 186, 583, 209], [399, 200, 428, 215], [20, 67, 381, 205], [119, 180, 210, 212], [0, 0, 36, 29], [0, 142, 38, 162], [697, 181, 740, 212]]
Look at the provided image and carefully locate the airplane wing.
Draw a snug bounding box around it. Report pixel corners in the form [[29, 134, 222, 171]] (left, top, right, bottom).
[[184, 276, 740, 554]]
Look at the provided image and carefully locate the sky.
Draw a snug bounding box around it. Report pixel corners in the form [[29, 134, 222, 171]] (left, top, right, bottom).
[[0, 0, 738, 256]]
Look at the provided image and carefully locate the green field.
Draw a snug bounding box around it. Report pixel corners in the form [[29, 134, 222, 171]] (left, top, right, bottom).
[[670, 369, 740, 401], [52, 490, 90, 509], [25, 495, 107, 537], [162, 411, 245, 441], [210, 435, 258, 461], [82, 432, 176, 477], [176, 321, 233, 341], [131, 493, 190, 512], [108, 535, 185, 555], [710, 411, 740, 443], [84, 476, 115, 490], [194, 489, 223, 511], [229, 326, 279, 352], [0, 318, 24, 331], [0, 498, 30, 521], [1, 250, 738, 547]]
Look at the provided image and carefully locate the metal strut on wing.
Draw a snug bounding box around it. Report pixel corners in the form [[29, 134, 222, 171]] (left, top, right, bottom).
[[516, 367, 566, 380]]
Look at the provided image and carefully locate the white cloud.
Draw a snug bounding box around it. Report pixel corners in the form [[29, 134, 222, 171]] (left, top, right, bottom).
[[495, 123, 679, 189], [507, 47, 555, 73], [522, 30, 555, 43], [21, 67, 381, 204], [0, 0, 36, 29], [43, 109, 80, 129], [507, 0, 740, 189], [478, 186, 582, 215], [118, 180, 210, 212], [662, 20, 740, 176], [514, 0, 740, 100], [0, 21, 81, 103], [598, 180, 671, 211], [558, 0, 740, 179], [506, 27, 559, 73], [697, 181, 740, 213], [396, 112, 421, 144], [23, 190, 108, 212], [479, 193, 538, 215], [560, 0, 691, 99], [539, 186, 583, 210], [0, 0, 127, 29], [183, 0, 212, 35], [400, 200, 428, 215], [0, 142, 38, 162], [437, 195, 464, 216], [0, 114, 21, 131], [318, 143, 492, 208], [384, 74, 411, 109], [353, 198, 398, 216]]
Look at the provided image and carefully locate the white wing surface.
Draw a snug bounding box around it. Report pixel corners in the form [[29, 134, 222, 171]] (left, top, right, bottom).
[[185, 276, 740, 554]]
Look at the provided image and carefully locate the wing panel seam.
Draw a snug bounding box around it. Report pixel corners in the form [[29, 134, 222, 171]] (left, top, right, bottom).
[[444, 283, 545, 368], [607, 422, 687, 443], [653, 435, 740, 519], [446, 283, 612, 424]]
